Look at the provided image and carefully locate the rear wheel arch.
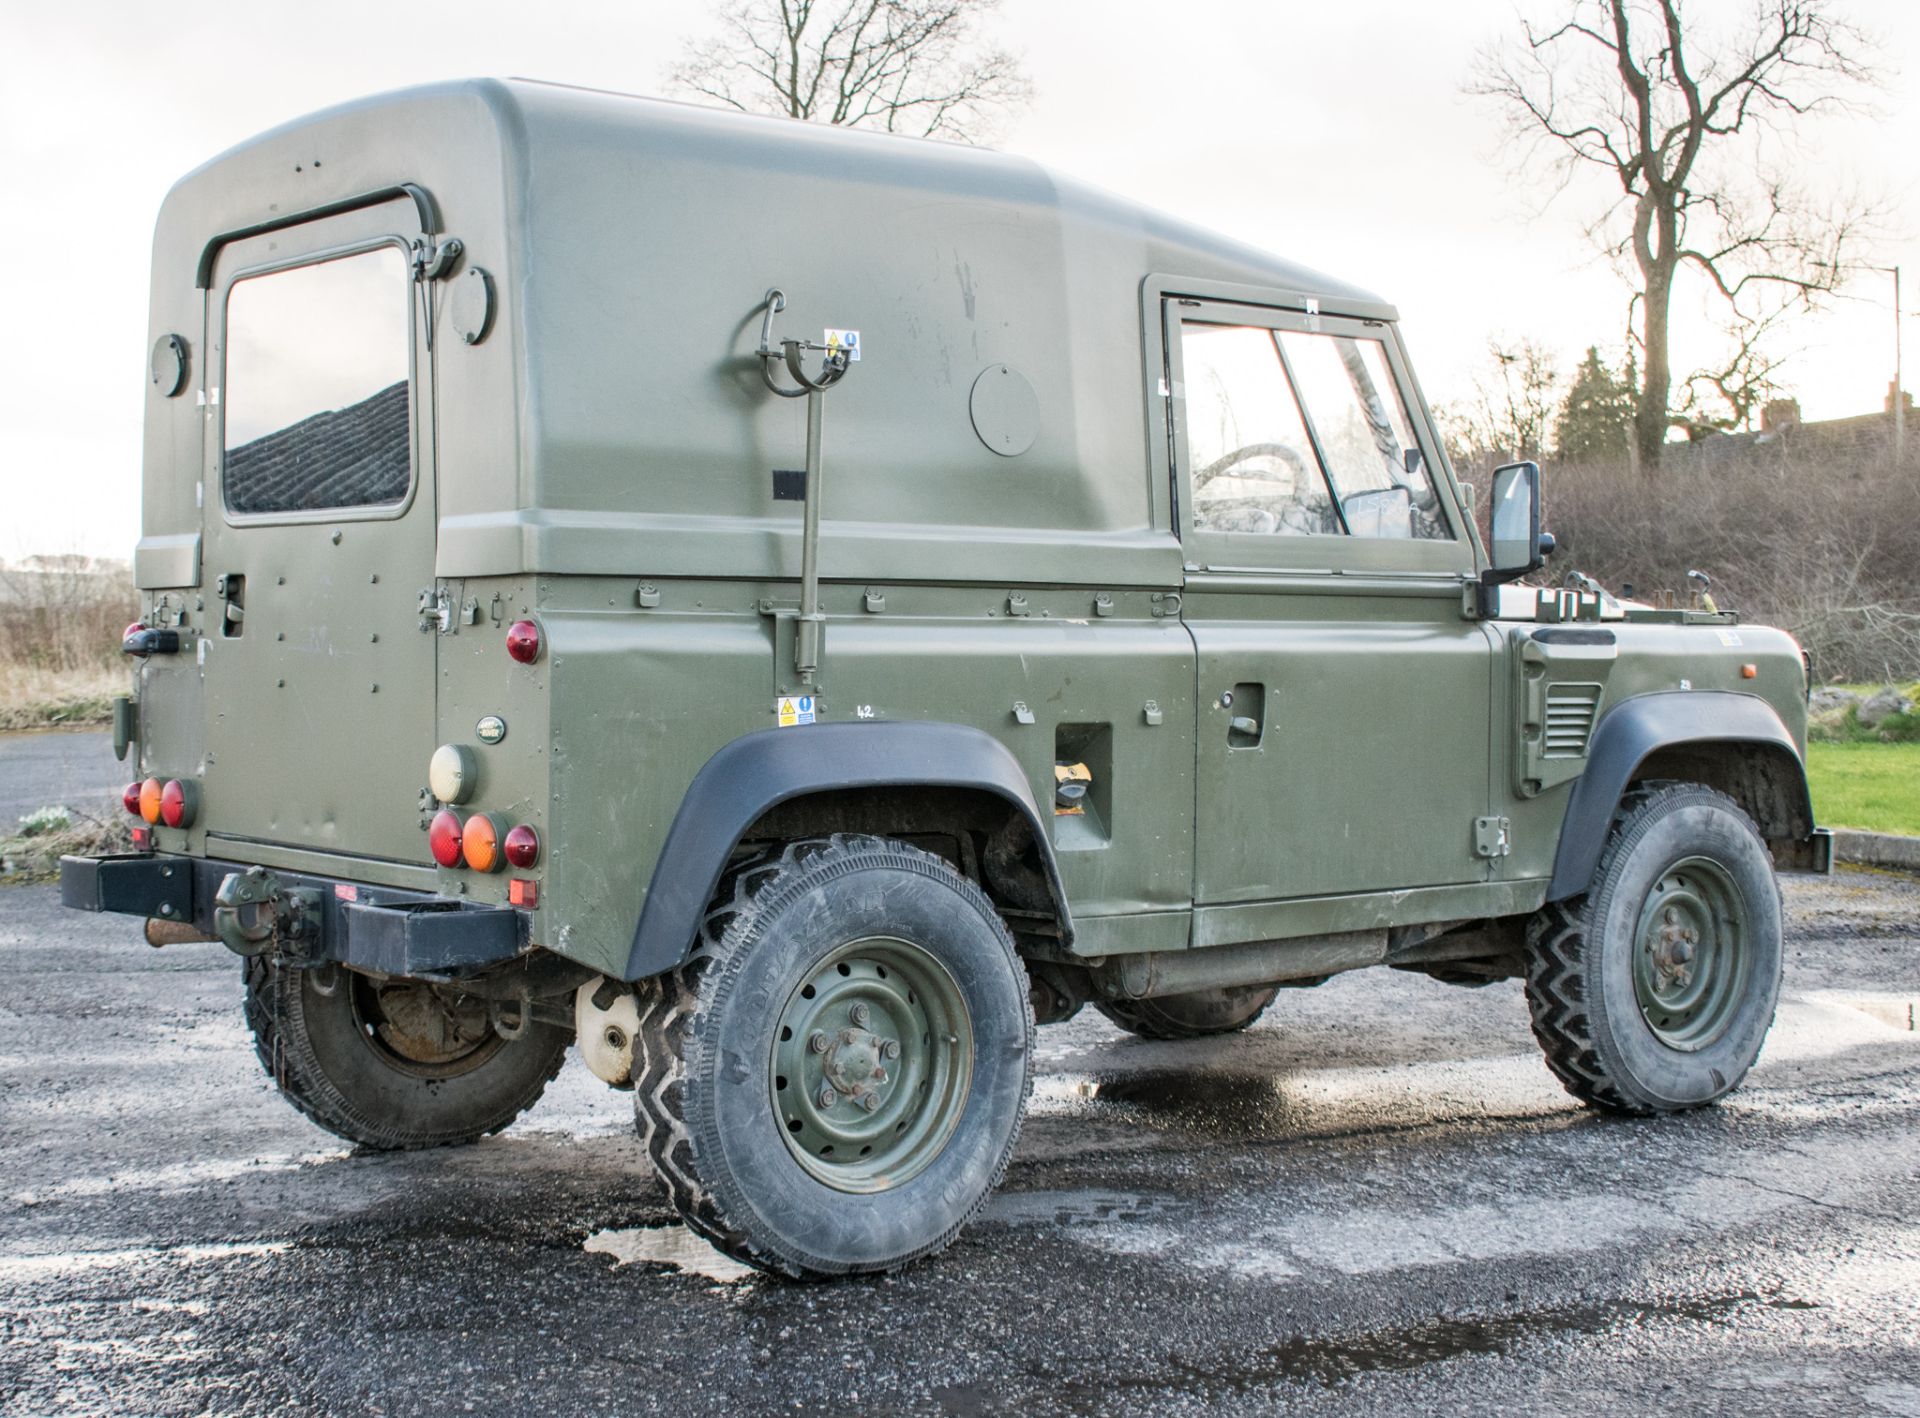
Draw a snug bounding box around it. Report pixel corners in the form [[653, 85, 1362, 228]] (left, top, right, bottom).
[[622, 722, 1071, 980]]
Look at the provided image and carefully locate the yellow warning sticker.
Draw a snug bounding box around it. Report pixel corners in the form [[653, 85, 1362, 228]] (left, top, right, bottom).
[[776, 695, 817, 728]]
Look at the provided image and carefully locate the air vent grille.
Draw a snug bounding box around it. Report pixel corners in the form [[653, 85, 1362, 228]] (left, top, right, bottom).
[[1542, 683, 1603, 758]]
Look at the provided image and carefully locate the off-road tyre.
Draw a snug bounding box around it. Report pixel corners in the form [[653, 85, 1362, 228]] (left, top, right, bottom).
[[243, 956, 569, 1150], [632, 835, 1033, 1280], [1095, 983, 1280, 1040], [1524, 782, 1783, 1114]]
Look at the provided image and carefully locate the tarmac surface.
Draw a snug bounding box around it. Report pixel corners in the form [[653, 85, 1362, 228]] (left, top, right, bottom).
[[1, 731, 1917, 1416]]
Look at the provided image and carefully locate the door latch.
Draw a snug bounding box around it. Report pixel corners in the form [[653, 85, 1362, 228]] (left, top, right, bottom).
[[417, 587, 452, 635]]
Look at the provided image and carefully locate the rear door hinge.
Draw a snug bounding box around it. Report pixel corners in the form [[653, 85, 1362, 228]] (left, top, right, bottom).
[[1473, 816, 1512, 859]]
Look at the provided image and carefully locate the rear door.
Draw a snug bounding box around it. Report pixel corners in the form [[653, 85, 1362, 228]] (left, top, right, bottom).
[[199, 199, 437, 865]]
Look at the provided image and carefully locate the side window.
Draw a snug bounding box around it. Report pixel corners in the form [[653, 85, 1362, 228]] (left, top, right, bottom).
[[1176, 317, 1451, 541], [1275, 331, 1449, 541], [1179, 323, 1337, 536], [223, 246, 412, 516]]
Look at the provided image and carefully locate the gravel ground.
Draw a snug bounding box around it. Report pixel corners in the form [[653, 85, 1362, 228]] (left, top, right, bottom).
[[1, 735, 1916, 1416]]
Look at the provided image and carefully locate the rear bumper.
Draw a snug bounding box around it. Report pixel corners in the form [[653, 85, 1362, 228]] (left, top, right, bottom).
[[59, 852, 524, 977]]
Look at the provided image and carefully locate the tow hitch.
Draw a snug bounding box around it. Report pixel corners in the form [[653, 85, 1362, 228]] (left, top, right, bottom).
[[213, 866, 320, 958]]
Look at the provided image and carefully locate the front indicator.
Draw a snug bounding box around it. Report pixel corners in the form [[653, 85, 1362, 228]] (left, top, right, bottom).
[[462, 813, 505, 873], [429, 809, 464, 868]]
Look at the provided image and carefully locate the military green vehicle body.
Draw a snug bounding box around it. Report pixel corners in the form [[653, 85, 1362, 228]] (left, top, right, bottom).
[[66, 79, 1830, 1278]]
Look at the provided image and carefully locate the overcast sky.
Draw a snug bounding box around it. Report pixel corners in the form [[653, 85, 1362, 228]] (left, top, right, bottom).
[[2, 0, 1913, 559]]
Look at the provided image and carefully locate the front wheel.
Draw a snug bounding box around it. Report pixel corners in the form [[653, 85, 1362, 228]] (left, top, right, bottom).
[[633, 835, 1032, 1279], [1525, 783, 1783, 1113]]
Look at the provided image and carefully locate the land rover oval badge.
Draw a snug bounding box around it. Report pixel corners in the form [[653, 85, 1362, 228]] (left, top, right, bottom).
[[476, 715, 507, 745]]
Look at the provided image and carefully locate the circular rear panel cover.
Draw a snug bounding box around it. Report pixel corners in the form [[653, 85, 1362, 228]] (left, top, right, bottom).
[[150, 334, 189, 397], [451, 266, 497, 346], [969, 365, 1040, 458]]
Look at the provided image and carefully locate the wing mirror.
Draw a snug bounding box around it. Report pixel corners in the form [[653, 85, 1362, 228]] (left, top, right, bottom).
[[1477, 460, 1554, 614]]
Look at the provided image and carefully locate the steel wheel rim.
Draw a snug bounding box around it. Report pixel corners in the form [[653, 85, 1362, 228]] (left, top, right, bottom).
[[770, 936, 973, 1194], [345, 974, 504, 1080], [1632, 855, 1750, 1051]]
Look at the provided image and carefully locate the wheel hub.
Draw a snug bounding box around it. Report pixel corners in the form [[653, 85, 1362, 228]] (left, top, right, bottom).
[[1632, 857, 1750, 1051], [770, 936, 972, 1194], [347, 975, 503, 1079]]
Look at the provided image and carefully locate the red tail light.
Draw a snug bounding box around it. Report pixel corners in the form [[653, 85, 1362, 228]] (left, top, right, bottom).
[[429, 809, 464, 868], [503, 824, 539, 869], [122, 783, 143, 817], [505, 619, 541, 664], [159, 779, 196, 829]]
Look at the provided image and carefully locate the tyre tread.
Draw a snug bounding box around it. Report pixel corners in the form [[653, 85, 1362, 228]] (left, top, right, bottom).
[[242, 956, 568, 1150], [632, 834, 1031, 1279]]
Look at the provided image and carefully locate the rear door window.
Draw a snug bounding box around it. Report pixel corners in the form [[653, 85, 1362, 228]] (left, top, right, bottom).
[[222, 246, 413, 516]]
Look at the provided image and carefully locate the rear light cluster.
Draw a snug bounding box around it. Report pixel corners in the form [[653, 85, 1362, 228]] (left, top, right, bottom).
[[428, 809, 539, 874], [124, 777, 196, 828]]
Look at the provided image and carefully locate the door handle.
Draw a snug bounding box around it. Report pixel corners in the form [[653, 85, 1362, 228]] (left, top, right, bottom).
[[1224, 681, 1267, 747]]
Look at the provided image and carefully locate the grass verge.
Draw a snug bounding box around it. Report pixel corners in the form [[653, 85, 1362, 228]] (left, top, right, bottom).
[[1806, 742, 1920, 837], [0, 664, 123, 730]]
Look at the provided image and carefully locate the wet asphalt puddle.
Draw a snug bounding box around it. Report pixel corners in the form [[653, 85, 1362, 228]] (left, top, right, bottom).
[[4, 870, 1919, 1414]]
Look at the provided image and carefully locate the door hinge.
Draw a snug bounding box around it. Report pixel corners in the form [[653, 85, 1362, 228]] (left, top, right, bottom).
[[1473, 816, 1512, 859]]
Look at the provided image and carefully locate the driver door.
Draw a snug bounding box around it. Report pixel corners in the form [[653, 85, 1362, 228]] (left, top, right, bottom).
[[1163, 296, 1495, 922]]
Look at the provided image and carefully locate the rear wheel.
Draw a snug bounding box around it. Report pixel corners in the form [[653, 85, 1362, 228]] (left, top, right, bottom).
[[1095, 983, 1280, 1040], [244, 957, 569, 1149], [633, 835, 1032, 1279], [1525, 783, 1783, 1114]]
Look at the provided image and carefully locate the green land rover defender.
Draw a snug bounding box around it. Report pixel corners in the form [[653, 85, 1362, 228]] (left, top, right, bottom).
[[64, 79, 1831, 1279]]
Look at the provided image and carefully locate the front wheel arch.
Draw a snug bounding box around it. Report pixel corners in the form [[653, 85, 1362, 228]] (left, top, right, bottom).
[[1548, 691, 1813, 902]]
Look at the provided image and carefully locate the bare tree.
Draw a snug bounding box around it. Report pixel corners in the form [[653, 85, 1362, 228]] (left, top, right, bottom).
[[1436, 338, 1563, 475], [667, 0, 1031, 144], [1474, 2, 1879, 468]]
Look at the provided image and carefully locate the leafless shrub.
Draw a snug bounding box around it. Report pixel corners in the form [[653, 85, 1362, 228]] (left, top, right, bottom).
[[0, 557, 136, 674], [1541, 447, 1920, 680]]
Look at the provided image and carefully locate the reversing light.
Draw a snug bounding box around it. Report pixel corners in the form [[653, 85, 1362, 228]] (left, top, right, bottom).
[[138, 778, 164, 825], [122, 783, 143, 817], [159, 779, 197, 829], [429, 809, 464, 868], [503, 823, 539, 869], [505, 619, 541, 664], [462, 813, 504, 873]]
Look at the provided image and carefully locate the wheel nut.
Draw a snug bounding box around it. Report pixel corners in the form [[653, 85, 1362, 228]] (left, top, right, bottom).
[[860, 1091, 881, 1113], [881, 1039, 901, 1060], [808, 1030, 829, 1054], [850, 1002, 870, 1027], [817, 1085, 838, 1109]]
